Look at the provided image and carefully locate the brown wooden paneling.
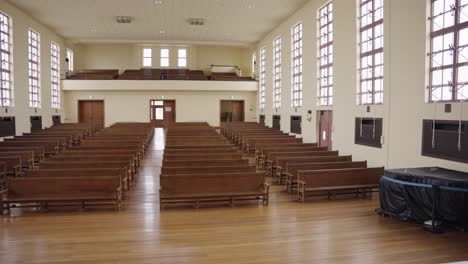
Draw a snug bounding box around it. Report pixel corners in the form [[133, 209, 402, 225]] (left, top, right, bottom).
[[78, 100, 105, 128]]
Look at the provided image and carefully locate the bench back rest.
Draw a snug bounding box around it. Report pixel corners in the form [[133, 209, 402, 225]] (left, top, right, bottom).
[[277, 156, 353, 168], [161, 165, 256, 175], [7, 177, 120, 197], [286, 161, 368, 175], [163, 153, 243, 160], [26, 168, 125, 177], [39, 161, 129, 169], [160, 172, 265, 194], [163, 159, 248, 167], [297, 167, 385, 188], [268, 151, 338, 161]]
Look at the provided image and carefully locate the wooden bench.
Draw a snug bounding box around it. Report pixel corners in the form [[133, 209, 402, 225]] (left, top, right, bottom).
[[1, 177, 122, 214], [256, 146, 327, 167], [160, 172, 269, 209], [265, 151, 339, 174], [161, 165, 256, 176], [50, 155, 137, 175], [0, 162, 5, 190], [0, 157, 22, 177], [164, 147, 239, 154], [0, 147, 45, 164], [0, 151, 34, 170], [275, 156, 353, 184], [163, 153, 243, 161], [284, 161, 368, 192], [25, 168, 129, 194], [162, 159, 249, 167], [0, 141, 59, 157], [39, 161, 134, 182], [297, 167, 385, 201]]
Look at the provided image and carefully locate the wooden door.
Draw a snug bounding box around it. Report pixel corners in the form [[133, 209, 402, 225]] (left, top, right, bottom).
[[150, 100, 176, 128], [78, 100, 105, 129], [319, 110, 333, 150], [231, 101, 244, 122]]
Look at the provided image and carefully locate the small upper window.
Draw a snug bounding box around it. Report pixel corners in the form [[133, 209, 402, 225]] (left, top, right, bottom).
[[178, 48, 187, 67], [428, 0, 468, 102], [160, 48, 169, 67], [143, 48, 152, 67], [66, 49, 73, 72]]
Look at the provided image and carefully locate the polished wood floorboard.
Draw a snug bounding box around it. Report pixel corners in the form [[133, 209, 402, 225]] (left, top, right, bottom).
[[1, 129, 467, 264]]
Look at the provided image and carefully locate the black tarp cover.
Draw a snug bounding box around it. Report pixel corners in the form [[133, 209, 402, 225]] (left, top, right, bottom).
[[379, 167, 468, 230]]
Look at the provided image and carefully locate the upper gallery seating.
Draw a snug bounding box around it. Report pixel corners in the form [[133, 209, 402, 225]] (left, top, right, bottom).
[[67, 68, 254, 81]]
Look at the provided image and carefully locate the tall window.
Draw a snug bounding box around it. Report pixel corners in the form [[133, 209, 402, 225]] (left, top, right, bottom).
[[259, 47, 266, 110], [292, 22, 303, 108], [143, 48, 152, 67], [50, 42, 60, 109], [0, 12, 12, 107], [178, 48, 187, 67], [66, 49, 73, 72], [160, 48, 169, 67], [358, 0, 384, 105], [429, 0, 468, 102], [318, 2, 334, 106], [28, 29, 40, 108], [273, 37, 282, 109]]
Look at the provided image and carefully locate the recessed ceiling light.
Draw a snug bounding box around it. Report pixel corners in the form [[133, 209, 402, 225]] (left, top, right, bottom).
[[90, 27, 97, 33], [247, 4, 253, 9], [159, 30, 165, 34], [154, 0, 163, 5], [115, 16, 134, 24], [187, 18, 206, 26]]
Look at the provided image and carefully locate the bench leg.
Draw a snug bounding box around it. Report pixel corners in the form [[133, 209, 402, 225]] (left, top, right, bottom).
[[194, 200, 199, 209], [229, 197, 234, 207]]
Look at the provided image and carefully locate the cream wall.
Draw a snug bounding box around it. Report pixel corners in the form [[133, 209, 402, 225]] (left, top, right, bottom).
[[63, 89, 257, 127], [255, 0, 468, 171], [74, 43, 254, 76], [0, 1, 67, 135]]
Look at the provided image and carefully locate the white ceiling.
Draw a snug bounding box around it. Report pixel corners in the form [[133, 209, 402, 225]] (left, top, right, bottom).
[[8, 0, 309, 46]]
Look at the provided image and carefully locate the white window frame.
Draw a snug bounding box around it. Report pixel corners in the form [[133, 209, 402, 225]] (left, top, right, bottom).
[[51, 42, 60, 109], [291, 22, 303, 108], [318, 1, 334, 107], [259, 47, 266, 110], [66, 48, 73, 72], [28, 29, 40, 108], [0, 11, 13, 107], [160, 48, 169, 67], [273, 36, 282, 109], [143, 48, 152, 67], [178, 48, 187, 67]]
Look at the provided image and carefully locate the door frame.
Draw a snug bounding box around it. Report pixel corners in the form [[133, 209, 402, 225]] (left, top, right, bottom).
[[149, 99, 176, 127], [78, 99, 105, 125], [317, 110, 333, 151], [219, 100, 245, 123]]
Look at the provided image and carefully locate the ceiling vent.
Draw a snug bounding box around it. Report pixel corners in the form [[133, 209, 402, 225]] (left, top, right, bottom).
[[115, 16, 134, 24], [186, 18, 205, 26]]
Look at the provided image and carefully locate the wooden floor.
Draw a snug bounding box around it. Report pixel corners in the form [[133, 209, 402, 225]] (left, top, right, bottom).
[[1, 128, 467, 264]]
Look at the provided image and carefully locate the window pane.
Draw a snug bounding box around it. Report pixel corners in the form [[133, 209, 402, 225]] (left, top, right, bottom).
[[155, 108, 164, 120]]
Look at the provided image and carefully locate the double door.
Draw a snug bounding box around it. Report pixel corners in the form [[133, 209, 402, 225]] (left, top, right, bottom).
[[150, 100, 176, 127]]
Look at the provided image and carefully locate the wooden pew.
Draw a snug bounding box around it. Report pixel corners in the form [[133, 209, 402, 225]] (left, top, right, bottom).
[[0, 151, 34, 170], [246, 138, 303, 155], [0, 141, 59, 157], [164, 147, 239, 154], [163, 153, 243, 161], [161, 165, 256, 176], [284, 161, 368, 192], [0, 162, 5, 190], [160, 172, 269, 209], [50, 155, 137, 175], [0, 157, 22, 177], [162, 159, 249, 167], [264, 151, 339, 174], [39, 161, 134, 182], [256, 145, 325, 166], [1, 177, 122, 214], [0, 147, 45, 164], [297, 167, 385, 201], [4, 137, 67, 151], [25, 168, 129, 194], [274, 156, 353, 184]]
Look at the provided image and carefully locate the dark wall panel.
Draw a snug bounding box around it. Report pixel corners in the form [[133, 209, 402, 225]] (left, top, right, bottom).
[[355, 117, 383, 148]]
